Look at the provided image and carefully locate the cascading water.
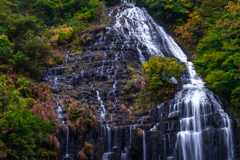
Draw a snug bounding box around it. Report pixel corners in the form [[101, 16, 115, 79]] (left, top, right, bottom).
[[143, 131, 146, 160], [51, 50, 72, 160], [113, 3, 187, 62], [96, 90, 105, 118], [112, 52, 119, 112], [55, 99, 71, 159], [100, 2, 234, 160], [102, 125, 112, 160], [43, 2, 235, 159]]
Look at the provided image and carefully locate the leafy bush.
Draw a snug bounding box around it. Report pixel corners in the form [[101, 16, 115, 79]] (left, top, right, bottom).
[[0, 107, 55, 159], [56, 28, 77, 45], [57, 30, 68, 45], [140, 0, 240, 111], [125, 56, 185, 113], [0, 74, 56, 159], [0, 35, 14, 65], [31, 0, 57, 25], [194, 29, 240, 107], [142, 56, 185, 91], [5, 14, 43, 41]]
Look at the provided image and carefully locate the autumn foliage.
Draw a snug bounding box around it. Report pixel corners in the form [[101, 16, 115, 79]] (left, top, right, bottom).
[[138, 0, 240, 113], [77, 142, 95, 160], [0, 74, 56, 159]]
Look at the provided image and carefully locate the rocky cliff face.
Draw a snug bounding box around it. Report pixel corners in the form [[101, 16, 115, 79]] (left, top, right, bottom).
[[42, 3, 237, 160], [42, 5, 146, 159]]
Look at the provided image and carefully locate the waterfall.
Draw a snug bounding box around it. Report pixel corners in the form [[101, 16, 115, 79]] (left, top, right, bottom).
[[50, 50, 73, 160], [143, 131, 146, 160], [107, 3, 234, 160], [107, 126, 112, 152], [130, 125, 132, 146], [65, 50, 69, 64], [65, 126, 70, 158], [43, 2, 235, 160], [96, 90, 105, 118], [55, 100, 72, 159], [103, 126, 112, 160], [114, 127, 118, 147]]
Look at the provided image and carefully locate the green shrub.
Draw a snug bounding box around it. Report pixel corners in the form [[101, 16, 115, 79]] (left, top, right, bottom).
[[0, 107, 55, 159], [57, 30, 68, 45], [52, 54, 64, 65], [142, 56, 185, 91], [0, 35, 14, 65], [74, 9, 97, 22], [5, 14, 43, 40], [31, 0, 57, 25], [0, 74, 56, 159], [125, 56, 185, 113], [194, 30, 240, 106], [68, 28, 77, 42]]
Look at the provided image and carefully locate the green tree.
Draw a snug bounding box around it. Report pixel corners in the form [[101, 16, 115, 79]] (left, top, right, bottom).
[[143, 56, 185, 91], [0, 74, 56, 159], [5, 14, 43, 41], [0, 35, 14, 65]]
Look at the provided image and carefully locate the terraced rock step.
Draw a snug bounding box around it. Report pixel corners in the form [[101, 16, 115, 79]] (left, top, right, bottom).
[[42, 3, 236, 160]]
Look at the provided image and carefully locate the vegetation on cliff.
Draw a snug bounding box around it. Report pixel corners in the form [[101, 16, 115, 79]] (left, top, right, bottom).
[[125, 56, 185, 113], [0, 74, 56, 159], [1, 0, 239, 158], [0, 0, 111, 79], [0, 0, 110, 159], [137, 0, 240, 113]]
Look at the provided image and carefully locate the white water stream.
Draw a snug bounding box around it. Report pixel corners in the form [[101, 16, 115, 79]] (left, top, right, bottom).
[[143, 131, 147, 160], [106, 3, 234, 160]]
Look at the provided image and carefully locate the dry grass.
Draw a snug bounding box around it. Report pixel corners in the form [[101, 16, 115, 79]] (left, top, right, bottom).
[[82, 103, 89, 110], [58, 97, 66, 108], [77, 150, 88, 160], [58, 123, 67, 136], [119, 104, 128, 114], [50, 135, 61, 155], [55, 127, 60, 137], [110, 126, 115, 132], [67, 120, 76, 136], [31, 83, 57, 122], [83, 142, 95, 156], [127, 109, 132, 115], [145, 116, 151, 120], [136, 128, 143, 140], [32, 99, 56, 122], [57, 95, 100, 135]]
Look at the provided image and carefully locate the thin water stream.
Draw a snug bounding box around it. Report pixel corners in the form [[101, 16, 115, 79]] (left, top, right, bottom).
[[101, 2, 234, 160], [45, 3, 235, 160]]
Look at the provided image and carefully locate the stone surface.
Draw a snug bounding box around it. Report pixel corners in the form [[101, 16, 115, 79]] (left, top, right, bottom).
[[41, 4, 239, 160]]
